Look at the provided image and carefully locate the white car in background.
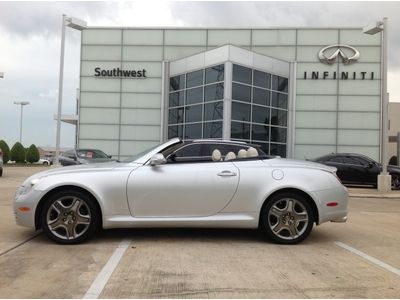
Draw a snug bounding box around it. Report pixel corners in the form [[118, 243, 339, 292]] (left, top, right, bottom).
[[34, 159, 51, 166], [14, 138, 348, 245]]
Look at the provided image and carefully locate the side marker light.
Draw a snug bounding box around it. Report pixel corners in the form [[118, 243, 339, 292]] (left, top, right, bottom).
[[18, 207, 31, 212]]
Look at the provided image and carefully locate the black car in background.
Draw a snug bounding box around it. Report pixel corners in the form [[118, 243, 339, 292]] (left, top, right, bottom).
[[313, 153, 400, 189], [59, 149, 116, 166]]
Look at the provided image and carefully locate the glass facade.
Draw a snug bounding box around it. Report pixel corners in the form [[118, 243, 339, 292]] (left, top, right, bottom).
[[231, 64, 288, 157], [168, 61, 289, 158], [168, 64, 224, 140]]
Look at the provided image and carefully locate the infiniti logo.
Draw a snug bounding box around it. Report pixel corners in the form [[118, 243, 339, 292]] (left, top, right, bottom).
[[318, 45, 360, 65]]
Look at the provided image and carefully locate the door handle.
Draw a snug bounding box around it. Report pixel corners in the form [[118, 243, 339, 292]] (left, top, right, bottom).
[[217, 170, 237, 177]]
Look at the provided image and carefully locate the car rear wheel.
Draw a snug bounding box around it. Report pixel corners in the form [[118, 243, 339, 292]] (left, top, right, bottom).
[[260, 192, 314, 244], [391, 174, 400, 190], [40, 190, 100, 244]]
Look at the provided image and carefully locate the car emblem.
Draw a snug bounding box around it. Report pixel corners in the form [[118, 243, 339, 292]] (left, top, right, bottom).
[[318, 45, 360, 65]]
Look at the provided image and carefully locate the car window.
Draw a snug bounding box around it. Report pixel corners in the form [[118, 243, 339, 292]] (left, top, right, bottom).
[[343, 157, 363, 165], [352, 157, 370, 166], [77, 150, 108, 159], [63, 150, 75, 157], [169, 144, 205, 162], [329, 157, 344, 163]]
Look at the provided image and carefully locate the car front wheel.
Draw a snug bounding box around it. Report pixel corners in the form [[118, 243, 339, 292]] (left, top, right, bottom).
[[260, 192, 314, 244], [40, 190, 100, 244]]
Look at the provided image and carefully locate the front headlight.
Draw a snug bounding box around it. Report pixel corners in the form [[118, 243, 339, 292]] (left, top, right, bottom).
[[15, 178, 41, 198]]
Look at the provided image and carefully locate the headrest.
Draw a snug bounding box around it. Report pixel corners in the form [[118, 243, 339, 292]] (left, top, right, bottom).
[[237, 149, 247, 158], [212, 149, 222, 162], [247, 147, 258, 157], [225, 151, 237, 161]]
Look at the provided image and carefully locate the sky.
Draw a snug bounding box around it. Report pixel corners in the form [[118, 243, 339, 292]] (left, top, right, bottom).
[[1, 1, 400, 149]]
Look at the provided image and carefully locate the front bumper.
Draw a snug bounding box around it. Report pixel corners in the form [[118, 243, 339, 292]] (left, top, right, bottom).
[[14, 189, 44, 229]]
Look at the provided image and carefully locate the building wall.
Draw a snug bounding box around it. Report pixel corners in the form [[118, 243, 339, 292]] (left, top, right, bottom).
[[389, 102, 400, 161], [79, 28, 382, 161]]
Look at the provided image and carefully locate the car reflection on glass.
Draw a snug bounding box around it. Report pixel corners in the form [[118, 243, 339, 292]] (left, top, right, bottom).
[[59, 149, 116, 166]]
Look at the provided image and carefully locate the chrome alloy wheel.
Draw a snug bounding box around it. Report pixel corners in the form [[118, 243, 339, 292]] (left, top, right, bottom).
[[267, 198, 309, 240], [46, 196, 91, 240]]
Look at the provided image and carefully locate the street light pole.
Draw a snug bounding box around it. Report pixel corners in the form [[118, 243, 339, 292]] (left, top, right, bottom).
[[54, 15, 87, 165], [13, 101, 30, 143], [55, 14, 66, 165], [363, 17, 390, 191]]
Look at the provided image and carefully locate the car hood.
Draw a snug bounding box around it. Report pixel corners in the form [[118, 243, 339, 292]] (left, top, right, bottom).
[[21, 161, 140, 186], [265, 157, 337, 172]]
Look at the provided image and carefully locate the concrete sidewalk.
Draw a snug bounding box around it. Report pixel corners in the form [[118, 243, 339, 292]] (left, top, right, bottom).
[[348, 187, 400, 199]]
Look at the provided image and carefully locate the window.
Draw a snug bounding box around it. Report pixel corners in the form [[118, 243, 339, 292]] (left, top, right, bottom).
[[205, 83, 224, 102], [253, 70, 271, 89], [186, 87, 203, 105], [232, 102, 251, 122], [232, 83, 251, 102], [170, 74, 185, 91], [168, 64, 224, 141], [231, 64, 288, 157], [233, 65, 252, 84], [231, 122, 250, 140], [272, 75, 288, 92], [204, 101, 223, 121], [253, 87, 270, 106], [329, 157, 344, 163], [186, 70, 203, 88], [205, 64, 224, 84], [203, 122, 222, 139], [343, 157, 362, 165], [169, 91, 184, 107]]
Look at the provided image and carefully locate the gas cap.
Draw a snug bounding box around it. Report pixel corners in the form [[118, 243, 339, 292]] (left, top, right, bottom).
[[272, 169, 284, 180]]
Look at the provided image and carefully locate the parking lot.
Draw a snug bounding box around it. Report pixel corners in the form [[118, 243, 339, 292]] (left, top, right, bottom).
[[1, 166, 400, 298]]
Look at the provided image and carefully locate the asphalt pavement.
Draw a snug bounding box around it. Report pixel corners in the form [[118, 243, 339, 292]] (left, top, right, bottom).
[[0, 166, 400, 298]]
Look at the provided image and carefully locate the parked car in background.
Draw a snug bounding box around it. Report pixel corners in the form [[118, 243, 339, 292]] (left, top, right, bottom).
[[14, 138, 348, 245], [312, 153, 400, 189], [33, 159, 51, 165], [58, 149, 115, 166], [0, 149, 3, 177]]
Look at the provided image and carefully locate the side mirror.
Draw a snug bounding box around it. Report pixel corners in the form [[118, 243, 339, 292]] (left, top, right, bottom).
[[368, 162, 375, 168], [149, 153, 166, 166], [108, 155, 112, 159]]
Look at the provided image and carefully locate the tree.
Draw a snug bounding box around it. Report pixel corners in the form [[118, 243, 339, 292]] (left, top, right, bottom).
[[0, 140, 10, 163], [10, 142, 26, 163], [26, 144, 40, 163]]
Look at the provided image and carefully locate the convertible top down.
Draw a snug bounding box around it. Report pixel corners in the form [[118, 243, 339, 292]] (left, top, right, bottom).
[[14, 138, 348, 244]]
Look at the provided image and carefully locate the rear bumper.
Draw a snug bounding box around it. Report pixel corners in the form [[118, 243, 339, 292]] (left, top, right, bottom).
[[312, 185, 348, 225]]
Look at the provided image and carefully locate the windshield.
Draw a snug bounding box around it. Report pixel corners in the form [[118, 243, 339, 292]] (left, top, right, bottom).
[[122, 144, 164, 163], [77, 149, 109, 159]]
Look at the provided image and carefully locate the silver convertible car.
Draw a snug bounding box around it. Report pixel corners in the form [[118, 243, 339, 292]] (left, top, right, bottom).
[[14, 138, 348, 245]]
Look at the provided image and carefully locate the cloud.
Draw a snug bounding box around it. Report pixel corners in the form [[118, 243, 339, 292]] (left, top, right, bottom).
[[169, 1, 400, 69]]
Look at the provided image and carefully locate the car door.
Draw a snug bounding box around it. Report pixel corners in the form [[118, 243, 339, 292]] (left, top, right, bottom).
[[341, 156, 370, 184], [126, 143, 240, 217], [353, 156, 381, 185]]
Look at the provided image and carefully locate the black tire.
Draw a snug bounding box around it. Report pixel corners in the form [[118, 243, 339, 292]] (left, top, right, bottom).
[[0, 168, 2, 177], [40, 190, 100, 244], [391, 174, 400, 190], [260, 192, 314, 244], [43, 161, 49, 165]]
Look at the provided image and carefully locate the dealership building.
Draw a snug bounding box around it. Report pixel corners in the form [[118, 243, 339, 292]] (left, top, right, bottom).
[[75, 27, 383, 161]]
